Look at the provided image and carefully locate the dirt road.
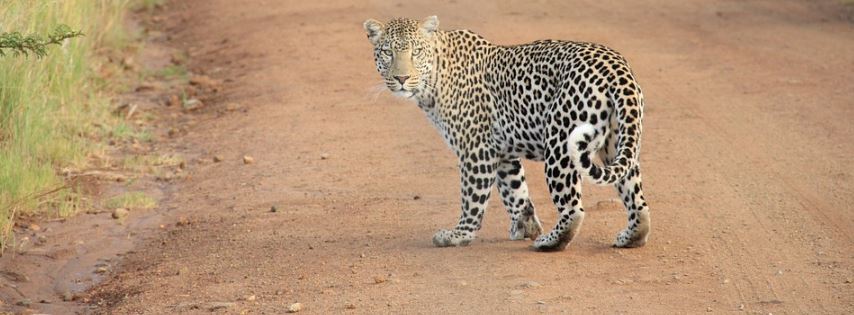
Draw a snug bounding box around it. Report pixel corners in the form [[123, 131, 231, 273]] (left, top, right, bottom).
[[86, 0, 853, 313]]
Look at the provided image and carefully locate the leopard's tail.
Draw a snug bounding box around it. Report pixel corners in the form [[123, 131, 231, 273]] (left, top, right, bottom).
[[568, 93, 642, 186]]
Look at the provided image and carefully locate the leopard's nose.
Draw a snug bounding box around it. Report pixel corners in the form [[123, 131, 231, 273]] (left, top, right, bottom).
[[394, 75, 410, 84]]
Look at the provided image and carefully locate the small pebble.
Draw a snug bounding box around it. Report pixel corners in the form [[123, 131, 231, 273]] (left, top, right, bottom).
[[35, 235, 48, 245], [270, 206, 278, 213], [320, 153, 329, 160], [243, 155, 255, 164], [345, 303, 356, 309], [413, 195, 421, 200], [112, 208, 129, 219], [225, 103, 241, 111], [213, 155, 224, 162], [176, 216, 191, 226], [182, 98, 204, 111], [245, 295, 256, 302], [168, 95, 180, 107], [208, 302, 236, 311], [287, 302, 303, 313], [373, 275, 387, 284]]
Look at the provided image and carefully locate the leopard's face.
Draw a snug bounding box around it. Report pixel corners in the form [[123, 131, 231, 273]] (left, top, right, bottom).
[[363, 16, 439, 98]]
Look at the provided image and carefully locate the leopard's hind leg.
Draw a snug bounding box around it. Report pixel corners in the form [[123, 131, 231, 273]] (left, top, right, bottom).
[[496, 159, 542, 241], [532, 130, 587, 252], [597, 134, 650, 247], [613, 164, 650, 247]]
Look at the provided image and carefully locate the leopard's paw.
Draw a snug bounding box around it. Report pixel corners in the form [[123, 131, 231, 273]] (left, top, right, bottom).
[[614, 228, 648, 248], [432, 229, 475, 247], [532, 232, 569, 252], [510, 215, 542, 241], [614, 212, 650, 248]]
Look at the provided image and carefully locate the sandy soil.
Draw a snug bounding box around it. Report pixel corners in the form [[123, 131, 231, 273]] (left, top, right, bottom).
[[6, 0, 854, 314]]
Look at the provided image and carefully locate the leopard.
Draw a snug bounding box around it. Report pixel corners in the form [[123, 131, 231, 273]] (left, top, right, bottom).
[[363, 16, 650, 251]]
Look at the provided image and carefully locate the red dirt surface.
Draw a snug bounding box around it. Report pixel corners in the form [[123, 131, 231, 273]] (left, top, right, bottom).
[[9, 0, 854, 314]]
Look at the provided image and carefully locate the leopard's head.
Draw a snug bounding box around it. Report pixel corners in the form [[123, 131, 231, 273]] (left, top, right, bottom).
[[363, 16, 439, 99]]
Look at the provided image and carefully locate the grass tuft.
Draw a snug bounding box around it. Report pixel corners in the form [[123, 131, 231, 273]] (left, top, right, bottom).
[[105, 191, 156, 210], [157, 64, 188, 81]]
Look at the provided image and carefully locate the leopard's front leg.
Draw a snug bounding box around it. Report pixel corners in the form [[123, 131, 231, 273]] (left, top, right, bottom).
[[432, 150, 497, 247]]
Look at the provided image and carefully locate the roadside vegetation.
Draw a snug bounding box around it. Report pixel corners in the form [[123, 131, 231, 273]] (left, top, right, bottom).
[[0, 1, 143, 251]]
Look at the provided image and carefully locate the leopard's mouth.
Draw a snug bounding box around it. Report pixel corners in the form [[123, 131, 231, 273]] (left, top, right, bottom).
[[392, 89, 415, 99], [389, 84, 416, 98]]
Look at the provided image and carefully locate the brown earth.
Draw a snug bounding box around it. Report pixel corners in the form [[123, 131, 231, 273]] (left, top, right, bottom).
[[6, 0, 854, 314]]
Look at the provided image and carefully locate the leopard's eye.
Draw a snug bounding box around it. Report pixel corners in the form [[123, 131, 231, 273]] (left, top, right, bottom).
[[412, 47, 423, 55], [381, 48, 392, 56]]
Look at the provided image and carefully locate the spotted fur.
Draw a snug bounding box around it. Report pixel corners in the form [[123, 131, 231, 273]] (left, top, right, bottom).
[[364, 16, 650, 251]]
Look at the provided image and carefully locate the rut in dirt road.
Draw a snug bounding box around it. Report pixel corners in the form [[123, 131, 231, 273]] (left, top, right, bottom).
[[88, 0, 853, 314]]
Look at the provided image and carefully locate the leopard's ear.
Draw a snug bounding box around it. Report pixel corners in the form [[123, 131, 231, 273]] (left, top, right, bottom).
[[420, 15, 439, 36], [363, 18, 384, 45]]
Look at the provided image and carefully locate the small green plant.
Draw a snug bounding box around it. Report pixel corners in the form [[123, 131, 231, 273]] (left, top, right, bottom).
[[111, 122, 151, 142], [105, 191, 156, 209], [0, 25, 83, 58], [158, 64, 188, 80]]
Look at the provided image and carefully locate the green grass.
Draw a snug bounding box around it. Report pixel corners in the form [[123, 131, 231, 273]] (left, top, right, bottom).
[[111, 121, 151, 142], [0, 1, 134, 251], [157, 64, 188, 81], [134, 0, 166, 12], [121, 153, 184, 173], [104, 191, 156, 209]]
